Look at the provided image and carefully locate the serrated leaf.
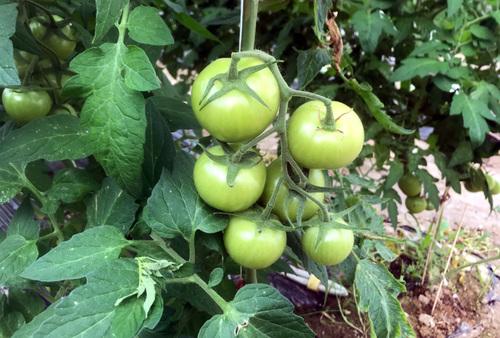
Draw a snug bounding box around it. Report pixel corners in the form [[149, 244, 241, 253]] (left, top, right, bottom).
[[296, 48, 331, 88], [0, 235, 38, 285], [351, 10, 395, 53], [207, 267, 224, 288], [143, 153, 227, 240], [0, 1, 20, 86], [7, 200, 39, 240], [173, 12, 220, 43], [384, 161, 404, 190], [313, 0, 333, 43], [346, 78, 413, 135], [123, 45, 161, 91], [93, 0, 127, 43], [142, 101, 176, 193], [0, 115, 101, 165], [416, 170, 440, 209], [409, 40, 449, 57], [450, 92, 491, 146], [70, 43, 149, 195], [86, 177, 139, 233], [13, 259, 145, 338], [0, 163, 26, 204], [470, 24, 495, 40], [199, 284, 314, 338], [21, 226, 129, 282], [375, 241, 397, 262], [447, 0, 462, 17], [127, 6, 174, 46], [391, 58, 450, 81], [449, 141, 473, 167], [355, 259, 415, 338]]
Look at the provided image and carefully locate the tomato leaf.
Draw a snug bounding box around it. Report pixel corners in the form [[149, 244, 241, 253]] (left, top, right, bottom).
[[390, 58, 450, 82], [0, 235, 38, 286], [21, 226, 129, 282], [450, 92, 492, 146], [355, 259, 415, 338], [207, 267, 224, 288], [351, 10, 395, 53], [69, 43, 148, 195], [199, 284, 314, 337], [93, 0, 127, 43], [0, 1, 20, 86], [122, 45, 161, 91], [86, 177, 139, 233], [296, 48, 331, 89], [127, 6, 174, 46], [13, 260, 147, 338], [143, 152, 227, 240], [0, 163, 26, 204], [7, 200, 39, 240]]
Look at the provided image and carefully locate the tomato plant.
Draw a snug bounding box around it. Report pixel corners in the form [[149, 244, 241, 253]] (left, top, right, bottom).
[[0, 0, 498, 337], [223, 216, 286, 269]]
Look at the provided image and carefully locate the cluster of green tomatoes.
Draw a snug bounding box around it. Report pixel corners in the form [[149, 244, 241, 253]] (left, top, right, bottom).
[[190, 56, 365, 270], [398, 174, 433, 214], [2, 15, 75, 123]]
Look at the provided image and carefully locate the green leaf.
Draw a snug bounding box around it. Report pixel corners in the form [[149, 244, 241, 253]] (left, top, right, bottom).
[[127, 6, 174, 46], [450, 92, 492, 146], [409, 41, 449, 57], [447, 0, 462, 17], [142, 101, 176, 192], [449, 141, 473, 167], [21, 226, 129, 282], [207, 267, 224, 288], [70, 43, 148, 195], [296, 48, 331, 88], [86, 177, 139, 233], [351, 10, 395, 53], [0, 235, 38, 285], [355, 259, 415, 338], [0, 1, 20, 86], [0, 311, 25, 337], [13, 259, 145, 338], [43, 168, 99, 214], [470, 24, 495, 40], [416, 170, 440, 209], [143, 153, 227, 241], [199, 284, 314, 338], [173, 12, 220, 43], [346, 78, 414, 135], [0, 115, 101, 165], [0, 163, 26, 203], [384, 160, 404, 190], [93, 0, 127, 43], [375, 242, 397, 262], [313, 0, 333, 43], [7, 200, 39, 240], [123, 45, 161, 91], [148, 96, 200, 130], [391, 58, 450, 82]]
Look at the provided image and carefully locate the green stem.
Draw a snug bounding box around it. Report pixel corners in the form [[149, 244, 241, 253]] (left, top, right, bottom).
[[232, 126, 277, 162], [246, 268, 258, 284], [191, 274, 229, 311], [261, 176, 284, 220], [288, 89, 335, 130], [117, 3, 129, 43], [447, 252, 500, 276], [189, 233, 196, 263], [240, 0, 259, 51]]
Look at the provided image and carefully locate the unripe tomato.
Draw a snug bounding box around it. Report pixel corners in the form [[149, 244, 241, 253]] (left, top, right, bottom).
[[398, 174, 422, 197], [485, 173, 500, 194], [302, 221, 354, 266], [30, 15, 76, 60], [2, 88, 52, 123], [14, 50, 36, 79], [405, 196, 427, 214], [191, 57, 280, 142], [464, 178, 482, 192], [223, 216, 286, 269], [287, 100, 364, 169], [193, 146, 266, 212], [260, 159, 325, 222], [426, 200, 435, 210]]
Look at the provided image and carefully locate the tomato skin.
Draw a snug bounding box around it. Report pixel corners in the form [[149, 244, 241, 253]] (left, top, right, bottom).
[[398, 174, 421, 197], [2, 89, 52, 123], [464, 179, 482, 192], [485, 173, 500, 194], [302, 223, 354, 266], [287, 101, 364, 169], [223, 216, 286, 269], [260, 159, 325, 222], [193, 146, 266, 212], [191, 57, 280, 142], [405, 196, 427, 214]]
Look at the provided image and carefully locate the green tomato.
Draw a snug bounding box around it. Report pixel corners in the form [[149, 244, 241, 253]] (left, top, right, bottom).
[[302, 222, 354, 266], [191, 57, 280, 142], [14, 50, 36, 79], [193, 146, 266, 212], [260, 159, 325, 222], [2, 88, 52, 123], [223, 216, 286, 269], [464, 178, 482, 192], [426, 200, 435, 210], [30, 15, 76, 60], [405, 196, 427, 214], [287, 100, 364, 169], [398, 174, 422, 197]]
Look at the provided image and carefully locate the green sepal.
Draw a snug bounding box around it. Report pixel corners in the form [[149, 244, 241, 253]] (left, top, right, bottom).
[[226, 163, 239, 187]]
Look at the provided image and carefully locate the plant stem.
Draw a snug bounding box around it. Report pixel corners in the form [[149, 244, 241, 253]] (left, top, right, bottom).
[[246, 268, 258, 283], [240, 0, 259, 51], [191, 274, 229, 311], [189, 232, 196, 263], [117, 3, 129, 43], [232, 126, 277, 162], [447, 252, 500, 276]]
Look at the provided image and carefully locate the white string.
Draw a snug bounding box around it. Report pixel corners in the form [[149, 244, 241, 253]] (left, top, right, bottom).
[[238, 0, 244, 51]]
